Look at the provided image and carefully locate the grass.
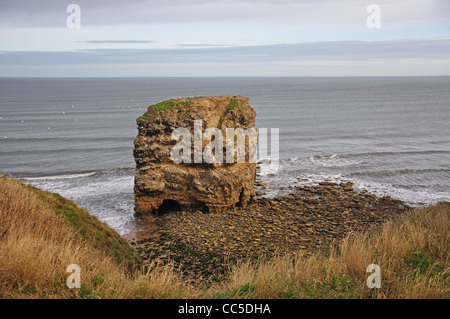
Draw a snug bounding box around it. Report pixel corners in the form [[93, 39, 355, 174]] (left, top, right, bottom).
[[209, 202, 449, 299], [138, 100, 191, 120], [0, 175, 448, 299], [138, 97, 247, 125], [0, 175, 197, 299], [218, 98, 241, 128], [27, 185, 141, 271], [227, 98, 239, 112]]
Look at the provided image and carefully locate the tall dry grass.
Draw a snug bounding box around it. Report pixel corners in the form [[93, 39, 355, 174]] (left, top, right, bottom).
[[1, 175, 448, 298], [0, 175, 198, 298], [212, 203, 449, 299]]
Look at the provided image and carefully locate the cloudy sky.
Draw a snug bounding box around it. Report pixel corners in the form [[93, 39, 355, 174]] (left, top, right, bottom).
[[0, 0, 449, 76]]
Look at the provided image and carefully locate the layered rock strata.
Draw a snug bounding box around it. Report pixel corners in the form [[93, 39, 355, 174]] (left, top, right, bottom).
[[134, 96, 257, 216]]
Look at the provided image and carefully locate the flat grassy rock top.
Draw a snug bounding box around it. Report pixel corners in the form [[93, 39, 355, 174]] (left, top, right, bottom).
[[137, 96, 255, 125]]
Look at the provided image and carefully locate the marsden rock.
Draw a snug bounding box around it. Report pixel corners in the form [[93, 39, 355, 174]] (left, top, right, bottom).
[[134, 96, 257, 216]]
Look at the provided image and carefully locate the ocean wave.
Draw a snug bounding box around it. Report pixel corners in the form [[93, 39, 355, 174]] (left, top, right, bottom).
[[97, 166, 135, 176], [275, 154, 361, 168], [315, 154, 338, 159], [0, 136, 133, 143], [351, 179, 450, 206], [2, 145, 131, 156], [276, 150, 450, 168], [21, 166, 135, 181], [258, 169, 450, 206], [22, 172, 97, 180], [101, 214, 134, 221], [349, 168, 450, 178], [342, 149, 450, 158]]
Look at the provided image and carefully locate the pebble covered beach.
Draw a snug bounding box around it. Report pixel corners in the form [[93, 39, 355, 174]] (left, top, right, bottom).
[[130, 180, 409, 284]]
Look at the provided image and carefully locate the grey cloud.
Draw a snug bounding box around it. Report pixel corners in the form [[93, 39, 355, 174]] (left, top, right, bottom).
[[0, 0, 307, 27], [176, 44, 232, 47], [78, 40, 157, 44], [1, 39, 449, 66], [3, 0, 446, 27]]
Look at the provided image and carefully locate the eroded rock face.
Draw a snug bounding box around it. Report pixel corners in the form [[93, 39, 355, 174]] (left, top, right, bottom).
[[134, 96, 257, 216]]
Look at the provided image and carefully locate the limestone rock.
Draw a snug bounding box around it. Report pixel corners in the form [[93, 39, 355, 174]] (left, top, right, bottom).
[[134, 96, 257, 216]]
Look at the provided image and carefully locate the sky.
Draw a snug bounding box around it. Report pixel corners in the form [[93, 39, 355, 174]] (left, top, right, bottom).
[[0, 0, 449, 77]]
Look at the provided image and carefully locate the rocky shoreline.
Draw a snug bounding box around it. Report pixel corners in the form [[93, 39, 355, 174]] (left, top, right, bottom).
[[129, 180, 409, 285]]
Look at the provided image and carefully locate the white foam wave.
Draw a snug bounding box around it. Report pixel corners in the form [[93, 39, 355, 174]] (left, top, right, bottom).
[[316, 154, 338, 159], [101, 214, 134, 221], [278, 155, 361, 168], [309, 155, 361, 167], [352, 179, 450, 206], [22, 172, 97, 181]]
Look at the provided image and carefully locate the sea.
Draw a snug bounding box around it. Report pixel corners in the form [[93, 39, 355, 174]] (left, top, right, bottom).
[[1, 77, 449, 236]]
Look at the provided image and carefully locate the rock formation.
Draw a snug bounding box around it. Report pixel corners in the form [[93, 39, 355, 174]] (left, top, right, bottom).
[[134, 96, 257, 216]]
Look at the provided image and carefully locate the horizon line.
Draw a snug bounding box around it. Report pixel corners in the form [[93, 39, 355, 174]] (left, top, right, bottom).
[[1, 75, 449, 79]]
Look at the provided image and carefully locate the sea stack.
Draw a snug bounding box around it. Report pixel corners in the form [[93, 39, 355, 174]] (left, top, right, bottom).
[[133, 96, 257, 216]]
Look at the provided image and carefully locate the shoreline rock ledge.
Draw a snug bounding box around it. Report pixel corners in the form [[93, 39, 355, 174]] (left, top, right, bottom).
[[133, 96, 257, 216]]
